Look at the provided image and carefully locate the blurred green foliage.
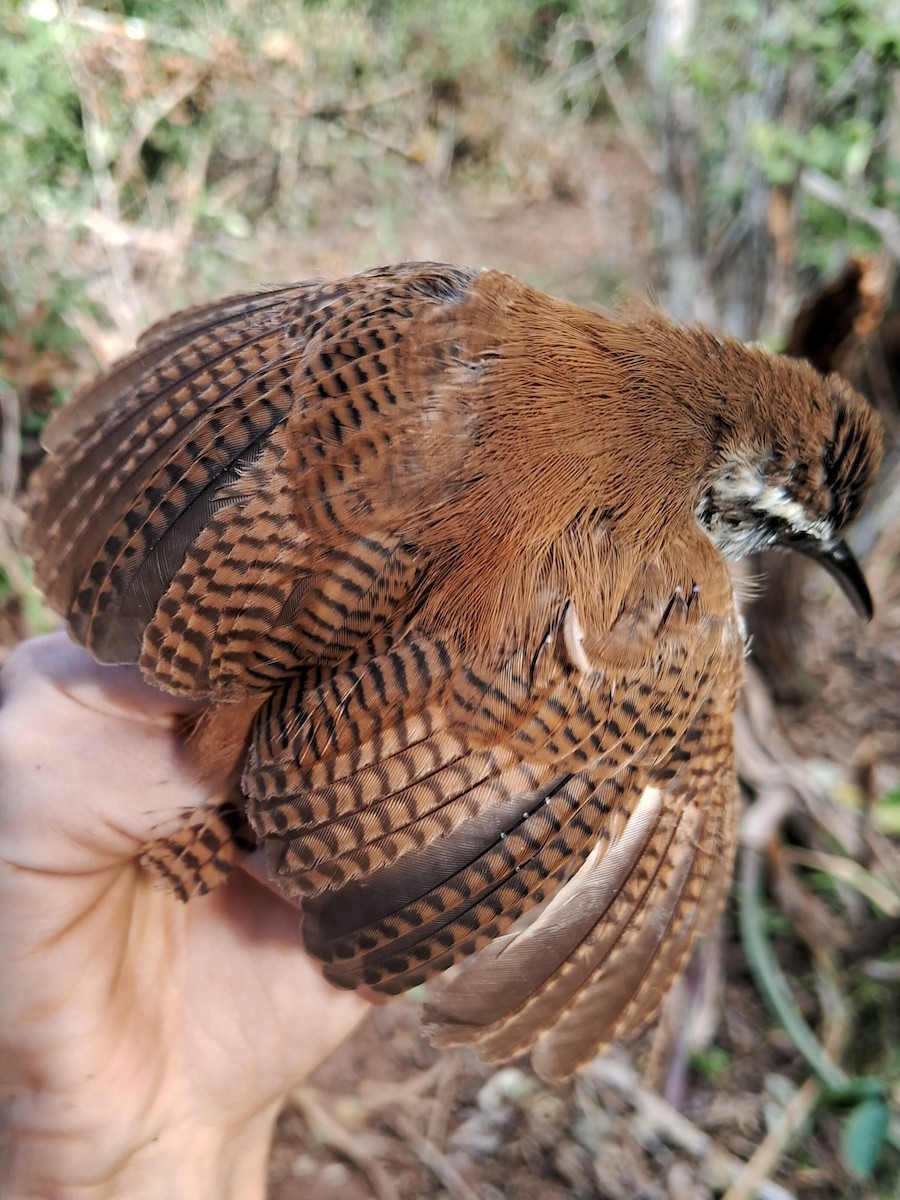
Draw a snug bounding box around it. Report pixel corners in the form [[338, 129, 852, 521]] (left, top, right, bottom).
[[684, 0, 899, 275], [689, 1044, 733, 1082], [1, 0, 896, 359], [0, 0, 580, 342]]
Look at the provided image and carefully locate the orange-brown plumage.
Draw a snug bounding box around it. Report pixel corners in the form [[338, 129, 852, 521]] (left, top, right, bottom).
[[24, 263, 881, 1081]]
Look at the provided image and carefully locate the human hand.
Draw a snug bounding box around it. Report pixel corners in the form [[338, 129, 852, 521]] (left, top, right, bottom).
[[0, 633, 368, 1200]]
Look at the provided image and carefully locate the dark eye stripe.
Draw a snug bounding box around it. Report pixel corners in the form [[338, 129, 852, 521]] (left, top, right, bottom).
[[823, 405, 877, 528], [824, 404, 850, 490], [826, 436, 852, 491], [830, 405, 848, 456], [746, 505, 789, 542]]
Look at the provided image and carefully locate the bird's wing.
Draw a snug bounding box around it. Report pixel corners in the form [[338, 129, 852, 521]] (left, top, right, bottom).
[[246, 558, 744, 1072], [425, 673, 740, 1082], [24, 263, 479, 694]]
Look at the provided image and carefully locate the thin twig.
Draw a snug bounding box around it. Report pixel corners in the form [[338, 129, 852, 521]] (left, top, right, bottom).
[[426, 1051, 463, 1151], [114, 69, 209, 190], [548, 16, 645, 106], [340, 118, 424, 165], [780, 847, 900, 917], [307, 83, 420, 120], [721, 951, 849, 1200], [354, 1061, 446, 1119], [724, 1075, 822, 1200], [60, 2, 119, 224], [583, 1054, 797, 1200], [160, 136, 213, 293], [0, 382, 30, 596], [292, 1086, 400, 1200], [0, 381, 20, 511], [60, 1, 137, 340], [739, 849, 900, 1151], [800, 168, 900, 260], [387, 1110, 483, 1200], [595, 56, 658, 174], [47, 1, 209, 56]]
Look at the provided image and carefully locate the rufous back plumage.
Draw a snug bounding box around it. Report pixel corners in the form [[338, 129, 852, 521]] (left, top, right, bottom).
[[24, 263, 881, 1081]]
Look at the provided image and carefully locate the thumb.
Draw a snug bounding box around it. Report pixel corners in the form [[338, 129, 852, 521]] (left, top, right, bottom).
[[2, 631, 204, 723], [0, 632, 213, 869]]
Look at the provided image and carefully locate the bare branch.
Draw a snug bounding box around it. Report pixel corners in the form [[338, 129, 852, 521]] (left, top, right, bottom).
[[800, 168, 900, 260]]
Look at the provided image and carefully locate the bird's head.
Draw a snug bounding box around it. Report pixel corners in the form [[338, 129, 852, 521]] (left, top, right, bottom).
[[694, 363, 883, 619]]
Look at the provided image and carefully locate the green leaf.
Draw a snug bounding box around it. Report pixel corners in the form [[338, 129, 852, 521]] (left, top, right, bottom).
[[690, 1046, 732, 1083], [874, 789, 900, 835], [840, 1097, 890, 1180]]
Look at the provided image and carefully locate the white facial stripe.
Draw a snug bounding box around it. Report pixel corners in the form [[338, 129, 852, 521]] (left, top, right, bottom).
[[753, 484, 833, 540], [699, 456, 834, 560]]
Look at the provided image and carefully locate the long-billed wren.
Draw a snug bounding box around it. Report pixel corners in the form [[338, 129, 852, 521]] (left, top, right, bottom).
[[25, 263, 881, 1082]]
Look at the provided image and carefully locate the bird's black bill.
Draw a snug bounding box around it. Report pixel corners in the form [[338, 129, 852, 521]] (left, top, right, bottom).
[[792, 536, 874, 621]]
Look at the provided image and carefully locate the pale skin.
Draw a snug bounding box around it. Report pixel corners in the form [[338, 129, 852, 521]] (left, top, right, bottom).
[[0, 633, 369, 1200]]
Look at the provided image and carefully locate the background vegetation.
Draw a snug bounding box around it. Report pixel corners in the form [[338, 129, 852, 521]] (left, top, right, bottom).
[[1, 1, 899, 1197]]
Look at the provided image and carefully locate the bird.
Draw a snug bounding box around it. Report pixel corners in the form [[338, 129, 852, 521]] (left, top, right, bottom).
[[24, 261, 882, 1083]]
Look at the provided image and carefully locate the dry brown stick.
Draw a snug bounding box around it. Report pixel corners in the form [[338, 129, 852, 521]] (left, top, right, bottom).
[[720, 954, 849, 1200], [549, 15, 645, 108], [583, 1054, 796, 1200], [160, 137, 213, 294], [0, 382, 29, 596], [354, 1061, 445, 1119], [723, 1074, 823, 1200], [426, 1051, 463, 1151], [307, 83, 420, 119], [339, 118, 424, 165], [114, 69, 209, 190], [736, 665, 878, 866], [387, 1109, 483, 1200], [261, 79, 420, 120], [767, 842, 852, 953], [292, 1086, 400, 1200], [594, 55, 658, 173], [54, 2, 201, 54], [60, 2, 138, 341], [781, 847, 900, 916], [60, 3, 119, 226]]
